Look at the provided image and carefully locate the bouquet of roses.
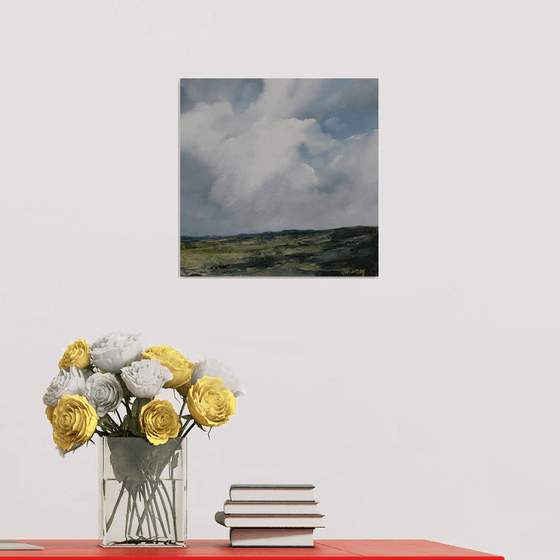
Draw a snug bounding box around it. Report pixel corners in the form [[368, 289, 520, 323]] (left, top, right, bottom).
[[44, 332, 245, 455], [43, 333, 244, 545]]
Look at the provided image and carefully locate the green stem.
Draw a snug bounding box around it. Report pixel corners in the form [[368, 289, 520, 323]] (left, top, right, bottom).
[[160, 477, 178, 541], [131, 489, 144, 538], [146, 484, 161, 540], [138, 486, 153, 540], [125, 487, 132, 540], [178, 397, 187, 419], [154, 480, 172, 535], [106, 415, 120, 433], [105, 479, 125, 533], [177, 397, 192, 436], [138, 483, 158, 537], [150, 481, 168, 538], [180, 419, 198, 438], [172, 480, 177, 542]]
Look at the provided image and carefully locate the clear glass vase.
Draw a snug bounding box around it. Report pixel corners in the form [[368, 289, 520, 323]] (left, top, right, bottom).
[[98, 436, 187, 547]]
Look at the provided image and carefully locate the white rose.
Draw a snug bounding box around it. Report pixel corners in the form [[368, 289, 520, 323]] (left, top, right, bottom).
[[84, 372, 123, 416], [121, 360, 173, 398], [89, 332, 142, 373], [191, 358, 246, 397], [43, 366, 87, 407]]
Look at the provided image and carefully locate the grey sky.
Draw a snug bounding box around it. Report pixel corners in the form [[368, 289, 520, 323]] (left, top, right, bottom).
[[180, 78, 378, 237]]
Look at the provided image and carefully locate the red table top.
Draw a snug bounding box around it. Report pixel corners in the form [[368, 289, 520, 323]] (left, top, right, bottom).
[[0, 540, 504, 560]]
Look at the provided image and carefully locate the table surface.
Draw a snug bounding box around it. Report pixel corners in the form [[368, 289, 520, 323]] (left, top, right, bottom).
[[0, 540, 504, 560]]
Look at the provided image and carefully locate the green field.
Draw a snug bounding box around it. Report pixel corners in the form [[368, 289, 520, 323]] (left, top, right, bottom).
[[180, 225, 378, 277]]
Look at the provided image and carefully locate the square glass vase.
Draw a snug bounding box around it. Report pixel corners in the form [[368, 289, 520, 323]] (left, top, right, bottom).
[[98, 436, 187, 547]]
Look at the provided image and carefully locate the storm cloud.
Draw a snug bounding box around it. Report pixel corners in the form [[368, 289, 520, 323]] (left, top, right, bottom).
[[180, 79, 378, 237]]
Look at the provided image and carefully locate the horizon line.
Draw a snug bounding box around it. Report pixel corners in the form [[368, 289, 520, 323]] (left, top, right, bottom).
[[180, 224, 378, 239]]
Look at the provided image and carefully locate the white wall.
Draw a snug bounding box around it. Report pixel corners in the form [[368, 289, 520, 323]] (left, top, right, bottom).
[[0, 2, 558, 560]]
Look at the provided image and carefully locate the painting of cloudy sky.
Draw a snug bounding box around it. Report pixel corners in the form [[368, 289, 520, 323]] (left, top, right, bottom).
[[180, 78, 378, 277]]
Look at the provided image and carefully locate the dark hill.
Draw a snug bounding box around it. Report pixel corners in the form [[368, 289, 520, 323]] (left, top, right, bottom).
[[180, 225, 378, 277]]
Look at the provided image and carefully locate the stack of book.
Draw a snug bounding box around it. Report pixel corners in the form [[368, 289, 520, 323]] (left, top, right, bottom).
[[215, 484, 324, 547]]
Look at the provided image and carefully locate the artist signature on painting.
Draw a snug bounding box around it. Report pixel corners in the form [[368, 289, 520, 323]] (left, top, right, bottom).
[[340, 268, 366, 276]]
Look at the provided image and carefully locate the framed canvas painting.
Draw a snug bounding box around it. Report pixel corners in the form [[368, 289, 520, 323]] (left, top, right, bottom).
[[180, 78, 378, 277]]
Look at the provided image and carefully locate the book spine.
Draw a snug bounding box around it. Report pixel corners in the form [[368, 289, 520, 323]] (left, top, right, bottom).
[[215, 512, 325, 528], [223, 501, 319, 513]]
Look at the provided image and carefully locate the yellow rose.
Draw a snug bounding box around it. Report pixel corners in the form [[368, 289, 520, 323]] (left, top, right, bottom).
[[45, 405, 55, 424], [139, 399, 181, 445], [187, 376, 236, 427], [59, 339, 90, 371], [51, 394, 97, 451], [142, 345, 195, 389]]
